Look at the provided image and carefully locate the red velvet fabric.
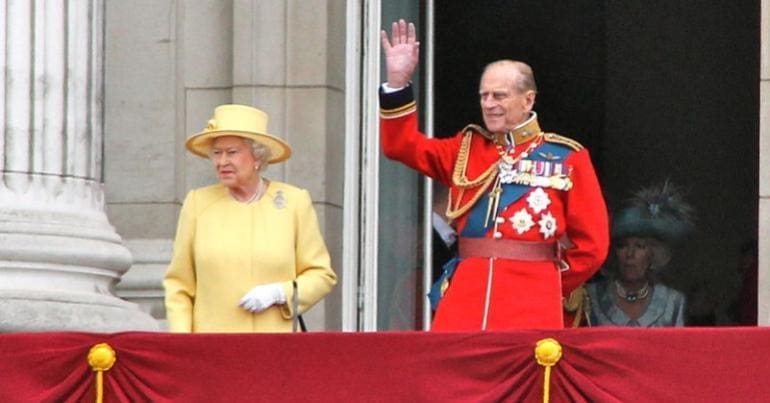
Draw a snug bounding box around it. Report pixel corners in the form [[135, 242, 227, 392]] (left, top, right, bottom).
[[0, 328, 767, 402]]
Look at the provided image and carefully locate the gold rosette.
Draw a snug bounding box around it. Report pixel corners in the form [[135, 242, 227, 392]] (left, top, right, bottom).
[[88, 343, 116, 403], [534, 338, 563, 403]]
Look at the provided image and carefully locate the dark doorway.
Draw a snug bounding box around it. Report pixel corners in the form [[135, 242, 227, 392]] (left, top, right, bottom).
[[433, 1, 759, 325]]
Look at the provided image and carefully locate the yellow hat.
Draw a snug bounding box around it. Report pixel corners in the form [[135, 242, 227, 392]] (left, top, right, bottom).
[[185, 104, 292, 163]]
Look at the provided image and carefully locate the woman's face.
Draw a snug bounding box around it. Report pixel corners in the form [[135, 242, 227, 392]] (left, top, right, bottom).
[[615, 236, 654, 282], [209, 136, 259, 188]]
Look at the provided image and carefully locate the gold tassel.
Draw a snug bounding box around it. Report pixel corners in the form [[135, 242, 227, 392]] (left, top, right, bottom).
[[563, 286, 589, 327], [534, 338, 562, 403], [88, 343, 116, 403]]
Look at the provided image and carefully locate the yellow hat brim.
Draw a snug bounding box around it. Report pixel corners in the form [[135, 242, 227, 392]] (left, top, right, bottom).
[[185, 130, 292, 163]]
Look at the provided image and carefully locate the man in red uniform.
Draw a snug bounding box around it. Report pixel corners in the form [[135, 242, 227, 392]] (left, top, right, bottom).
[[380, 19, 609, 330]]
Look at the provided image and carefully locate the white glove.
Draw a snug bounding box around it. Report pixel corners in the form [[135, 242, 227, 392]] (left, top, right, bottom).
[[239, 283, 287, 313]]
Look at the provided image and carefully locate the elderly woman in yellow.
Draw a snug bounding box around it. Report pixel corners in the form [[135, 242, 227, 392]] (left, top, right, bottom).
[[163, 104, 337, 333]]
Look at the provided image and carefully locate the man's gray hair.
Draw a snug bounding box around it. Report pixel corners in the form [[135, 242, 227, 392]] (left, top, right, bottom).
[[483, 59, 537, 94]]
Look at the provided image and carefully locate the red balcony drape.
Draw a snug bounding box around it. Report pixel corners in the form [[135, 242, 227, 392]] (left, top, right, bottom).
[[0, 328, 767, 402]]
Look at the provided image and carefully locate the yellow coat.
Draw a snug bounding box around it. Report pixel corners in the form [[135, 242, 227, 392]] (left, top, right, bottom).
[[163, 181, 337, 333]]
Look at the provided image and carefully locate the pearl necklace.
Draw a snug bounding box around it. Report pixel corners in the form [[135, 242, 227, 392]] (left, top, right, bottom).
[[614, 280, 650, 303], [235, 179, 267, 204]]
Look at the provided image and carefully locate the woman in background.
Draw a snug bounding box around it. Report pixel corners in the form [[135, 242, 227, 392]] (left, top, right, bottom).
[[164, 104, 337, 333], [587, 181, 693, 327]]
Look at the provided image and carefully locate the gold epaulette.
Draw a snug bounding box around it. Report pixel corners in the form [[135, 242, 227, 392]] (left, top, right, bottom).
[[461, 123, 493, 140], [543, 133, 583, 151]]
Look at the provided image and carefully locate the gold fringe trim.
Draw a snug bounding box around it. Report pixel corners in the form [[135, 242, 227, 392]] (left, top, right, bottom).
[[563, 286, 590, 327], [452, 131, 499, 188], [446, 130, 499, 220], [445, 173, 497, 221]]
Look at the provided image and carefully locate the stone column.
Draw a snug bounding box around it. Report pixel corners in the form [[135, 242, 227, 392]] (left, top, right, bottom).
[[0, 0, 157, 331]]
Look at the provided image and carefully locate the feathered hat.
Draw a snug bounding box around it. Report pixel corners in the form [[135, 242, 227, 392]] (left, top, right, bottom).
[[612, 180, 695, 243], [611, 180, 695, 268]]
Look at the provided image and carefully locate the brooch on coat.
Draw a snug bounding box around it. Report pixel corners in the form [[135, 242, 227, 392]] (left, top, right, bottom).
[[273, 190, 287, 209]]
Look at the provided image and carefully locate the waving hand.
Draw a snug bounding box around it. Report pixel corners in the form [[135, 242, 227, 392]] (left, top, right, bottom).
[[381, 19, 420, 88]]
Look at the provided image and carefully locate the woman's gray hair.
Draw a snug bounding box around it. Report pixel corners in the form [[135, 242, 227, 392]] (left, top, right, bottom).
[[243, 138, 271, 173]]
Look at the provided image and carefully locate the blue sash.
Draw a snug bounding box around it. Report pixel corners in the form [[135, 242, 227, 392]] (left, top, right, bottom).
[[428, 141, 573, 311], [461, 141, 573, 237]]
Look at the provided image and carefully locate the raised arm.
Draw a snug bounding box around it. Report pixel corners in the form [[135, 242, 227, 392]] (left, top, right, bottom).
[[380, 19, 420, 88]]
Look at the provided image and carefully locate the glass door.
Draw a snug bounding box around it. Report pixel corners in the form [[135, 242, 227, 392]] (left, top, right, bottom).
[[346, 0, 430, 331]]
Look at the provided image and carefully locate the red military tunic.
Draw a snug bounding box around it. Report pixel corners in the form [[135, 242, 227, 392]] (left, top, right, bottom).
[[380, 85, 609, 330]]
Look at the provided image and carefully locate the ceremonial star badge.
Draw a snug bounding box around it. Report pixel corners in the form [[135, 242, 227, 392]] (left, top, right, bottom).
[[510, 209, 535, 234], [538, 212, 557, 239], [526, 187, 551, 213]]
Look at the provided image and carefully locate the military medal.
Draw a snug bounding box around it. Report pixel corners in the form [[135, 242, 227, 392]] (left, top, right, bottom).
[[495, 131, 575, 191], [487, 131, 547, 227], [526, 187, 551, 213], [498, 161, 517, 184], [500, 158, 574, 191], [510, 208, 535, 234], [538, 212, 557, 239], [496, 132, 543, 185]]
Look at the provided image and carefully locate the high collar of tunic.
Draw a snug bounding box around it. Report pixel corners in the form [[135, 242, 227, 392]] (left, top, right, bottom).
[[490, 112, 541, 146]]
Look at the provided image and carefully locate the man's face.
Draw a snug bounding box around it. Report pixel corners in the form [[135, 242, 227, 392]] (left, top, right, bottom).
[[478, 66, 535, 134]]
